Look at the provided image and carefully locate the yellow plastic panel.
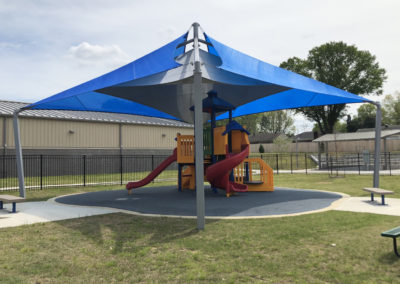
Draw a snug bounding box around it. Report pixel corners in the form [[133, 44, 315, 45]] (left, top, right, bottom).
[[213, 126, 227, 155], [231, 130, 242, 153]]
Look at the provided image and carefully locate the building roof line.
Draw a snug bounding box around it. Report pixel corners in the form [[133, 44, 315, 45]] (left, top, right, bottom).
[[0, 100, 193, 128]]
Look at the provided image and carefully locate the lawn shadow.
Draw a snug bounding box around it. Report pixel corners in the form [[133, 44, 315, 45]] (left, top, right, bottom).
[[57, 212, 218, 254], [378, 252, 400, 264]]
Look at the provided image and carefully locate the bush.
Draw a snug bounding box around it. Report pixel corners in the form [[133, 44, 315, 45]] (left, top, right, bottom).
[[259, 144, 265, 153]]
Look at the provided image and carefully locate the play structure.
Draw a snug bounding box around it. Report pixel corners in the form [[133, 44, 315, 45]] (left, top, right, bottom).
[[127, 91, 273, 197]]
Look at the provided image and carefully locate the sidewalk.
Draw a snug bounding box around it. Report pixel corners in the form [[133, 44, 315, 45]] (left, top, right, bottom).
[[1, 193, 400, 229], [274, 169, 400, 175], [0, 199, 120, 229], [334, 197, 400, 216]]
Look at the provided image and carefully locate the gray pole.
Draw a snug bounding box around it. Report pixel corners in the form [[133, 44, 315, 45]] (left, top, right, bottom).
[[13, 109, 25, 198], [192, 22, 205, 230], [372, 102, 382, 188]]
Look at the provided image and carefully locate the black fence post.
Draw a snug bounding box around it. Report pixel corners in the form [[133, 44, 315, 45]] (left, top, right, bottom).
[[83, 155, 86, 187], [120, 154, 123, 185], [151, 155, 155, 183], [40, 155, 43, 190], [389, 152, 392, 176], [276, 154, 279, 174], [357, 153, 361, 175], [305, 153, 308, 174], [290, 153, 293, 174]]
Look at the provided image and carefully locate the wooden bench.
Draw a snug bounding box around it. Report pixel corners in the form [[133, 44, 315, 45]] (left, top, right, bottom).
[[381, 226, 400, 257], [363, 187, 394, 205], [0, 195, 25, 213]]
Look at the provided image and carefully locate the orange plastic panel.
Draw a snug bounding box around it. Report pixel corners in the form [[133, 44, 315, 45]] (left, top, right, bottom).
[[234, 158, 274, 191], [213, 126, 227, 155], [242, 132, 250, 146], [231, 130, 242, 153], [181, 165, 195, 190], [177, 135, 194, 164]]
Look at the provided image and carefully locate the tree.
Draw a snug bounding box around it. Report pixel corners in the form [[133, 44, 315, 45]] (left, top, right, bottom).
[[280, 41, 386, 134], [382, 91, 400, 125], [272, 135, 291, 153], [258, 144, 265, 153], [259, 110, 295, 135], [345, 101, 393, 132], [235, 113, 262, 135], [346, 104, 377, 132]]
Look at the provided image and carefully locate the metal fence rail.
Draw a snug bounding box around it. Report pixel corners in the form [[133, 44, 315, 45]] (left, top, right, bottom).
[[251, 153, 315, 174], [0, 152, 398, 191], [0, 154, 177, 191]]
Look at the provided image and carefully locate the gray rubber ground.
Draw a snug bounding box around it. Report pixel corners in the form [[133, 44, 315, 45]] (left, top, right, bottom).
[[55, 186, 342, 217]]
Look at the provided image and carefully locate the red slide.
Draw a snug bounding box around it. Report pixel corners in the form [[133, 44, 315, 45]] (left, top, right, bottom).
[[206, 145, 249, 196], [126, 148, 177, 190]]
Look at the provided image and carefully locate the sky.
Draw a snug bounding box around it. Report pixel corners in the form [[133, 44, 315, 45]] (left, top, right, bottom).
[[1, 0, 399, 133]]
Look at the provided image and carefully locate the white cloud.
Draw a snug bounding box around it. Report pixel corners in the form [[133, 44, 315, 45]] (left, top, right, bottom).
[[67, 42, 129, 67], [1, 0, 399, 104]]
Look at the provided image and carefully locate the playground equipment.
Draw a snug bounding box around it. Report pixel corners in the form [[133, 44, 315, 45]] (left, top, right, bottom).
[[127, 91, 274, 197]]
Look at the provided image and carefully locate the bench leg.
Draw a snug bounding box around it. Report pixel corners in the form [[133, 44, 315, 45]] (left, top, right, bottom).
[[393, 238, 400, 257], [0, 200, 2, 210], [12, 202, 16, 213], [370, 193, 374, 202], [382, 195, 385, 205]]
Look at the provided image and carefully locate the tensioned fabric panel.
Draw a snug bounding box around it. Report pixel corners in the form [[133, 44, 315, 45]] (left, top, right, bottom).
[[26, 30, 370, 123]]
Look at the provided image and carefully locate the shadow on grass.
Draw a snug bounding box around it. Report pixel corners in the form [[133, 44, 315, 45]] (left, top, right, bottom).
[[58, 213, 218, 254], [378, 252, 400, 264]]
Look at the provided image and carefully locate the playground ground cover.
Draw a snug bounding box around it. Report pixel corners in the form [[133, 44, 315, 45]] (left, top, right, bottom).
[[3, 173, 399, 201], [1, 174, 399, 282]]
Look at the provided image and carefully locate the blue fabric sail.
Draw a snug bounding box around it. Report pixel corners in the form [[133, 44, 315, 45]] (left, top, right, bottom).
[[26, 28, 371, 123], [26, 33, 189, 120]]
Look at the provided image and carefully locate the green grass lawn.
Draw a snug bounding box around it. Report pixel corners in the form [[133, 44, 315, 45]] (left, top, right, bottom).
[[1, 174, 400, 283], [1, 170, 178, 191], [274, 173, 400, 196], [1, 212, 399, 283]]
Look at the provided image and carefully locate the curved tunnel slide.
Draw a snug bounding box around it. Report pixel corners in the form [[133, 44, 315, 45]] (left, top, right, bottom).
[[126, 148, 177, 190], [206, 145, 249, 195]]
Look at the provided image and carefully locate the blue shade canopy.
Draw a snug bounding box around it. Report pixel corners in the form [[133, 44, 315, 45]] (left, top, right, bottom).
[[26, 27, 371, 123]]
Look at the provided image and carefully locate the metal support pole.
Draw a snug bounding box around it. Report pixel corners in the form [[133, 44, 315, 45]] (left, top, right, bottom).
[[13, 109, 25, 198], [228, 110, 232, 153], [193, 22, 205, 230], [372, 102, 382, 188]]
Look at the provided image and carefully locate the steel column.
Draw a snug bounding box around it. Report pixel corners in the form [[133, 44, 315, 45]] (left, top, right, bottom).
[[193, 22, 205, 230], [372, 102, 382, 188], [13, 109, 25, 198]]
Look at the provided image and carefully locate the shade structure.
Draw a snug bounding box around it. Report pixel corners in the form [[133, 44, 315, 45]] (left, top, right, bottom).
[[25, 29, 370, 122], [15, 23, 379, 230]]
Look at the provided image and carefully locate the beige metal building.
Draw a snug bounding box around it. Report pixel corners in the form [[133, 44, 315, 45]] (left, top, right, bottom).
[[1, 100, 194, 155]]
